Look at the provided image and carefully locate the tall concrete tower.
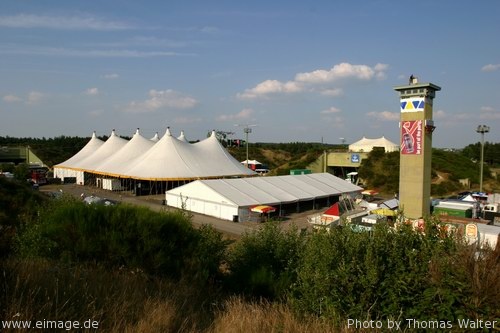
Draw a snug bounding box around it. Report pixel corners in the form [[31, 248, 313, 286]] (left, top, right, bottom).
[[394, 76, 441, 219]]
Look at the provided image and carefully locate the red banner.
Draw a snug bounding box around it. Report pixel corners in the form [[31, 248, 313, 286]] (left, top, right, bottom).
[[401, 120, 422, 155]]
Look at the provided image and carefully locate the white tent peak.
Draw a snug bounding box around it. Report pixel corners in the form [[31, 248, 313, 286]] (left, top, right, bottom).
[[178, 130, 188, 142], [94, 128, 154, 176], [75, 130, 128, 171], [135, 128, 140, 135], [165, 127, 172, 137], [110, 129, 117, 137], [150, 132, 160, 142], [210, 130, 216, 138], [54, 131, 104, 168]]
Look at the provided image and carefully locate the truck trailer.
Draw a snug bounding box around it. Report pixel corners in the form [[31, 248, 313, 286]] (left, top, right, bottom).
[[433, 205, 473, 218]]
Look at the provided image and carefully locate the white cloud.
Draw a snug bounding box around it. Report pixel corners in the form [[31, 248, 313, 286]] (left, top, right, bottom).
[[88, 110, 103, 117], [480, 113, 500, 120], [237, 80, 303, 99], [217, 108, 254, 121], [295, 62, 387, 83], [125, 89, 198, 113], [434, 110, 446, 119], [455, 113, 473, 120], [0, 46, 189, 58], [84, 87, 99, 96], [480, 106, 500, 120], [200, 26, 220, 34], [320, 88, 343, 97], [366, 111, 399, 121], [27, 91, 44, 105], [3, 95, 22, 102], [95, 36, 189, 49], [0, 14, 131, 30], [102, 73, 119, 79], [174, 116, 203, 124], [320, 107, 341, 114], [320, 115, 345, 127], [374, 63, 389, 72], [480, 106, 495, 112], [3, 92, 44, 104], [238, 62, 388, 99], [481, 64, 500, 72]]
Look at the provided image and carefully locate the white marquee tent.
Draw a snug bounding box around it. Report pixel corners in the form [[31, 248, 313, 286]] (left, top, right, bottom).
[[349, 136, 399, 153], [93, 129, 155, 177], [124, 129, 254, 180], [54, 131, 104, 183], [54, 128, 256, 190], [165, 173, 363, 221], [75, 130, 128, 173]]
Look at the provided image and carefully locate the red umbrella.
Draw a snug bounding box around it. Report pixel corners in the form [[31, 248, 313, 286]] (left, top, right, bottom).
[[362, 189, 379, 196], [250, 205, 276, 214]]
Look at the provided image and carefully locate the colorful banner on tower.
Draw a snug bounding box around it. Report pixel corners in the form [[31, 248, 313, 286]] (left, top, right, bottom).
[[401, 120, 422, 155], [400, 97, 425, 113]]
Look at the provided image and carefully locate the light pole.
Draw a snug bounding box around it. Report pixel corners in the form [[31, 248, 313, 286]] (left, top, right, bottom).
[[236, 124, 257, 168], [339, 137, 346, 150], [476, 125, 490, 192]]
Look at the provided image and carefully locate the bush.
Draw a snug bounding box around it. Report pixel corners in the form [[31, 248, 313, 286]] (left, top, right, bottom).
[[431, 181, 463, 197], [15, 200, 226, 282], [0, 177, 46, 257], [289, 221, 470, 324], [186, 224, 231, 285], [227, 222, 305, 299]]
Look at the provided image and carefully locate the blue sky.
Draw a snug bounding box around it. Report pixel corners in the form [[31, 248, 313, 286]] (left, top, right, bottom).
[[0, 0, 499, 148]]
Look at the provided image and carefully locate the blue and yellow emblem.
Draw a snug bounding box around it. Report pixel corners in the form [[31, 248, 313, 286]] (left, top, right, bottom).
[[400, 98, 425, 112]]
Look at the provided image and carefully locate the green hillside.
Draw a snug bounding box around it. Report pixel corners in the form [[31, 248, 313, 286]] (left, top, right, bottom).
[[357, 147, 498, 196]]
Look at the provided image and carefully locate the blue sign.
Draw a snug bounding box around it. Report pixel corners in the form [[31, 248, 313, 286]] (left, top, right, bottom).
[[351, 154, 360, 163]]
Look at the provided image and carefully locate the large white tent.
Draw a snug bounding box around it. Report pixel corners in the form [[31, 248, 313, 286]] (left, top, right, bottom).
[[75, 130, 128, 175], [93, 128, 155, 178], [54, 131, 104, 183], [54, 128, 256, 192], [349, 136, 399, 153], [124, 129, 254, 180], [165, 173, 363, 221]]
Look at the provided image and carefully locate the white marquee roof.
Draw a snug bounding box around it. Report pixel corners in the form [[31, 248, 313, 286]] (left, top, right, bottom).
[[74, 130, 128, 171], [125, 129, 255, 180], [93, 129, 155, 176], [55, 131, 104, 169], [55, 128, 257, 181], [166, 173, 362, 208], [349, 136, 399, 152]]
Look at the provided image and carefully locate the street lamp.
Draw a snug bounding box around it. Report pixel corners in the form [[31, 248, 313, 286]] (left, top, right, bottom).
[[235, 124, 257, 168], [476, 125, 490, 192]]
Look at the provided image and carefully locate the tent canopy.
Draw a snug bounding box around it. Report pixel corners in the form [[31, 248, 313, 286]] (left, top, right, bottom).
[[349, 136, 398, 153], [166, 173, 363, 208], [250, 205, 276, 213], [55, 128, 256, 181]]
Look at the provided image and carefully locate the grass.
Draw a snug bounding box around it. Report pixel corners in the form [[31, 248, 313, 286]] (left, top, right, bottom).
[[1, 258, 348, 333], [4, 242, 498, 332]]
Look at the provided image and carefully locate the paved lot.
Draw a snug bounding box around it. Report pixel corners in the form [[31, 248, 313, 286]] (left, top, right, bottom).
[[41, 184, 315, 238]]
